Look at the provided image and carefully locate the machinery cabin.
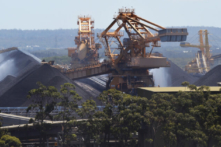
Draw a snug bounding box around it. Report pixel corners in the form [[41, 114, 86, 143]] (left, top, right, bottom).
[[68, 16, 101, 68]]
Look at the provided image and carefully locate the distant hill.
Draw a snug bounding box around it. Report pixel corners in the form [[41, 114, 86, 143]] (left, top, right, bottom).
[[0, 29, 103, 49], [0, 27, 221, 49]]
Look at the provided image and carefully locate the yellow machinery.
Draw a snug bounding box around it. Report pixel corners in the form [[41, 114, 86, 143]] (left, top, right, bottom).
[[98, 8, 188, 92], [180, 30, 213, 74], [68, 16, 101, 68]]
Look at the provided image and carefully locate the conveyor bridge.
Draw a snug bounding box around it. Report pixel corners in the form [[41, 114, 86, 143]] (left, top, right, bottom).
[[60, 62, 112, 80]]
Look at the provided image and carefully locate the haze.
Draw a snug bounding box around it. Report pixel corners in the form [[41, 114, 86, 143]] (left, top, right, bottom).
[[0, 0, 219, 30]]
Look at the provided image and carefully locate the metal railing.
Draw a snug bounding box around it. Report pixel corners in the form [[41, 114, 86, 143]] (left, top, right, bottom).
[[118, 8, 135, 14]]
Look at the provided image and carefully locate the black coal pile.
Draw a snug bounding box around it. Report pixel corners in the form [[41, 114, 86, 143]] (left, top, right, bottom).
[[0, 49, 104, 107], [0, 64, 103, 107], [0, 75, 15, 91], [0, 49, 40, 81], [166, 61, 199, 86], [194, 65, 221, 86], [151, 60, 198, 87], [0, 49, 41, 96]]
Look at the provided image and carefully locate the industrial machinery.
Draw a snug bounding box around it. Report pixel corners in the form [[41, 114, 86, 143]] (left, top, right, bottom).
[[180, 30, 213, 75], [68, 16, 101, 68], [60, 8, 188, 93], [98, 8, 188, 92]]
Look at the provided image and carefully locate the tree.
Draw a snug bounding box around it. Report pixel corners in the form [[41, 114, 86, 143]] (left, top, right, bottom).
[[141, 85, 211, 147], [190, 87, 221, 147], [96, 89, 146, 147], [181, 81, 189, 87], [75, 89, 143, 147], [0, 135, 22, 147], [160, 86, 208, 147], [27, 82, 60, 147], [77, 100, 97, 119], [0, 116, 19, 147], [161, 85, 217, 147], [188, 84, 197, 90], [96, 89, 124, 146], [144, 93, 175, 147], [116, 93, 149, 147], [54, 83, 82, 146], [75, 99, 97, 146], [74, 85, 221, 147]]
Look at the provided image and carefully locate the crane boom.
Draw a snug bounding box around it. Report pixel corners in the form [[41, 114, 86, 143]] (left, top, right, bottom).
[[180, 30, 212, 75], [98, 8, 188, 92]]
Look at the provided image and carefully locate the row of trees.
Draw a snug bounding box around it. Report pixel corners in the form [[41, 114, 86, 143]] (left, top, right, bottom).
[[73, 84, 221, 147], [27, 82, 81, 147], [26, 82, 221, 147]]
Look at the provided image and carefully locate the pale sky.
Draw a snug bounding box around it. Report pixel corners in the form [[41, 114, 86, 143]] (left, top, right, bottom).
[[0, 0, 219, 30]]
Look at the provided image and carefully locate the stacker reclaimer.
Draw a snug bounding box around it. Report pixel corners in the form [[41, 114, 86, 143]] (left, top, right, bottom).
[[61, 8, 188, 93]]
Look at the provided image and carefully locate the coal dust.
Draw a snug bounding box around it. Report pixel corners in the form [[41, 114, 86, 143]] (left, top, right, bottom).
[[150, 67, 172, 87]]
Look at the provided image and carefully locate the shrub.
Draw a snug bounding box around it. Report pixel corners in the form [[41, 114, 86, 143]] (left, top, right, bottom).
[[1, 135, 21, 147]]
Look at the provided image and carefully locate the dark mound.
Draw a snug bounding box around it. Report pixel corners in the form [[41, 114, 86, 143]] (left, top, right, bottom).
[[166, 61, 199, 86], [0, 64, 103, 107], [46, 76, 68, 88], [0, 75, 15, 85], [152, 60, 198, 87], [194, 65, 221, 86], [76, 78, 106, 92], [0, 75, 15, 91], [0, 49, 40, 81]]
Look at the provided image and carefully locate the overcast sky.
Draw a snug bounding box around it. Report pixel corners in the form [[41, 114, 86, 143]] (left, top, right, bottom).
[[0, 0, 219, 30]]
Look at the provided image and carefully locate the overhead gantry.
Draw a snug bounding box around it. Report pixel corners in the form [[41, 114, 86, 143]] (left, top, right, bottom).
[[62, 8, 188, 93], [97, 8, 188, 92]]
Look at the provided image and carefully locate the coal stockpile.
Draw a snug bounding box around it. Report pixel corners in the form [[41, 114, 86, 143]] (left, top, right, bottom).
[[0, 49, 40, 81], [0, 64, 103, 107], [76, 76, 106, 92], [0, 75, 15, 91], [194, 65, 221, 86], [151, 60, 198, 87], [0, 49, 41, 97], [0, 49, 104, 107], [166, 61, 199, 86]]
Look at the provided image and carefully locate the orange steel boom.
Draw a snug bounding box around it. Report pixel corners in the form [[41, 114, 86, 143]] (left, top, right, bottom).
[[180, 30, 212, 74], [61, 8, 188, 93], [97, 8, 188, 92]]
